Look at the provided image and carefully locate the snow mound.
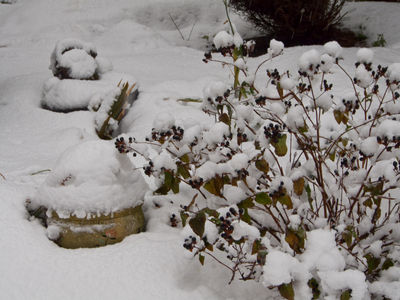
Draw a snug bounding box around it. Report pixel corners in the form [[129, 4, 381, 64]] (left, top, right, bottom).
[[32, 140, 148, 218], [213, 31, 234, 49], [324, 41, 342, 58], [50, 39, 99, 80], [357, 48, 374, 64], [41, 72, 137, 112]]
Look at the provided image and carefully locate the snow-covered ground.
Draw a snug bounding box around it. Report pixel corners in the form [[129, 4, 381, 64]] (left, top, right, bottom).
[[1, 1, 400, 299]]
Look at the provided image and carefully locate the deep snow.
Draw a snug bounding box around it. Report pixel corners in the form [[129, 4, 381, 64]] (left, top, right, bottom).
[[1, 1, 400, 299]]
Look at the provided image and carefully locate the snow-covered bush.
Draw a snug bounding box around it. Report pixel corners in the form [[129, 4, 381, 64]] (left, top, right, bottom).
[[229, 0, 346, 45], [116, 15, 400, 300]]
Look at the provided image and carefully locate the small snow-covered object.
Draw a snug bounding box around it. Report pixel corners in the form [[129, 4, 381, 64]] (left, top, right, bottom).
[[360, 137, 380, 157], [233, 31, 243, 48], [153, 112, 175, 131], [50, 39, 99, 80], [320, 53, 334, 73], [268, 39, 284, 58], [324, 41, 342, 58], [203, 81, 229, 101], [234, 58, 246, 70], [315, 93, 333, 112], [41, 72, 137, 112], [357, 48, 374, 64], [280, 77, 295, 90], [299, 49, 320, 75], [354, 64, 372, 88], [213, 31, 234, 49], [376, 119, 400, 141], [32, 139, 148, 217], [387, 63, 400, 83]]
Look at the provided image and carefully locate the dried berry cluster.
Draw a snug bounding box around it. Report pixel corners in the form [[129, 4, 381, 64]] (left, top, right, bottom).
[[263, 123, 285, 143], [151, 125, 184, 143]]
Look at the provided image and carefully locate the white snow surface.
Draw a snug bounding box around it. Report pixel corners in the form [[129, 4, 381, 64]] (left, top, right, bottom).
[[1, 0, 400, 299]]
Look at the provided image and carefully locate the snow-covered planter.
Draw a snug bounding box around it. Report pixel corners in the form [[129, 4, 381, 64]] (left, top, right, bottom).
[[30, 140, 147, 249], [41, 38, 139, 113], [50, 39, 100, 80]]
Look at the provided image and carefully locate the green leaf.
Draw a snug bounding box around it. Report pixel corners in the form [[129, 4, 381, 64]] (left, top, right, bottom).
[[177, 98, 202, 103], [285, 227, 306, 254], [171, 178, 180, 194], [199, 254, 205, 265], [237, 198, 254, 224], [239, 208, 252, 224], [255, 192, 272, 205], [252, 239, 261, 255], [298, 124, 308, 133], [189, 211, 206, 237], [277, 82, 284, 99], [202, 207, 220, 218], [180, 154, 190, 164], [154, 170, 179, 195], [257, 249, 268, 265], [227, 104, 233, 120], [365, 253, 381, 274], [239, 197, 255, 209], [364, 181, 384, 197], [278, 282, 295, 300], [272, 134, 288, 156], [180, 212, 189, 227], [240, 86, 248, 99], [305, 184, 313, 208], [308, 278, 321, 300], [204, 180, 217, 195], [255, 158, 269, 173], [154, 183, 170, 195], [223, 175, 231, 185], [340, 289, 351, 300], [293, 177, 305, 196], [177, 164, 190, 179], [363, 198, 373, 208], [203, 176, 224, 197], [342, 230, 353, 248], [382, 258, 394, 271], [334, 110, 348, 125], [329, 151, 336, 162], [219, 113, 231, 126], [277, 193, 293, 209]]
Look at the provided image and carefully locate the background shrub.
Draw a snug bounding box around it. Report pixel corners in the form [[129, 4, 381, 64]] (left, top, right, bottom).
[[229, 0, 346, 46]]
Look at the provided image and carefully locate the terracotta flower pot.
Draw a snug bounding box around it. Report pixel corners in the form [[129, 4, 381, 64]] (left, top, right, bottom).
[[47, 205, 145, 249]]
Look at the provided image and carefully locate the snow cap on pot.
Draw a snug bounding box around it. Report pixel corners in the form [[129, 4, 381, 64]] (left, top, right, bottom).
[[32, 139, 148, 219]]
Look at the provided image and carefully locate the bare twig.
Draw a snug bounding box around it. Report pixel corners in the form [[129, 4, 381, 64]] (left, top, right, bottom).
[[169, 13, 185, 41]]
